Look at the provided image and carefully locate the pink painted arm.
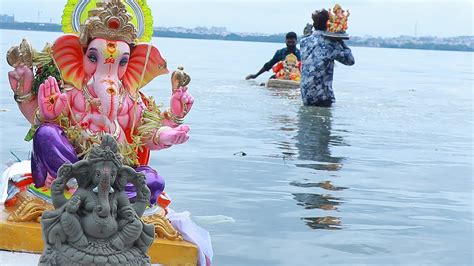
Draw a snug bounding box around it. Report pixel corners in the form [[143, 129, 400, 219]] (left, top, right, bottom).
[[8, 66, 37, 123], [143, 125, 190, 150], [121, 99, 189, 150]]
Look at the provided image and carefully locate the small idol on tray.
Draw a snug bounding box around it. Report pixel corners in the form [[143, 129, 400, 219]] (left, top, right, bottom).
[[323, 4, 350, 40]]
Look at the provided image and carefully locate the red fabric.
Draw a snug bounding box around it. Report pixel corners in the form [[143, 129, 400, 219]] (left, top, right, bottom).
[[124, 92, 153, 166], [124, 127, 150, 166], [157, 192, 171, 209], [4, 197, 17, 207], [15, 177, 33, 188], [272, 61, 284, 73], [138, 147, 151, 165]]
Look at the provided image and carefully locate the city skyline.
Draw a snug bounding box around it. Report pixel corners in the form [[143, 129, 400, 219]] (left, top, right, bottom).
[[0, 0, 472, 38]]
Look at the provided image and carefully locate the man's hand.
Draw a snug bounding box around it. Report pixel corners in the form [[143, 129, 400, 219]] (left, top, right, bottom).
[[246, 74, 257, 80]]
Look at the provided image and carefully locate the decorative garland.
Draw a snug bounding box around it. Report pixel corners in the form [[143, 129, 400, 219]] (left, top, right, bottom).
[[32, 62, 62, 96]]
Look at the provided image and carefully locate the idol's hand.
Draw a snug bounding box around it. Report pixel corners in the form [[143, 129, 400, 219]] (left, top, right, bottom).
[[38, 76, 67, 120], [156, 125, 190, 147], [8, 65, 34, 96], [170, 86, 194, 118]]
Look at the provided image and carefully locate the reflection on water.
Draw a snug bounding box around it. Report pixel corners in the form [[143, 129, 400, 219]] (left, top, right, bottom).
[[302, 216, 342, 230], [290, 106, 348, 230], [295, 107, 345, 170], [293, 193, 342, 211], [289, 180, 347, 191], [265, 86, 301, 100], [273, 140, 298, 159], [294, 192, 342, 230]]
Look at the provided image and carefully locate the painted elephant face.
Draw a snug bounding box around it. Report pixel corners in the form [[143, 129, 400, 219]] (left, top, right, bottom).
[[51, 34, 169, 112], [84, 38, 130, 80], [82, 38, 130, 120]]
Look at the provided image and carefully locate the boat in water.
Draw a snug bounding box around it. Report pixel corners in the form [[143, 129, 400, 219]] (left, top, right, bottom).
[[266, 54, 301, 89], [266, 79, 300, 89]]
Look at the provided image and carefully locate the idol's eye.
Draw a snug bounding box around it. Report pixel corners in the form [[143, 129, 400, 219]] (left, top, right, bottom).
[[87, 53, 98, 63], [119, 57, 128, 66]]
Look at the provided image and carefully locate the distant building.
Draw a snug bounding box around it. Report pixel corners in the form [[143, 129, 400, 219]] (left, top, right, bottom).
[[0, 14, 14, 23], [209, 26, 227, 35]]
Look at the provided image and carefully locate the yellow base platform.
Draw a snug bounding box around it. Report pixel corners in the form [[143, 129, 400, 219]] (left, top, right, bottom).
[[0, 207, 198, 265]]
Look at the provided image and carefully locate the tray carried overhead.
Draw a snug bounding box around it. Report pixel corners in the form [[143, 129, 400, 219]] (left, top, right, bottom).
[[321, 31, 350, 40]]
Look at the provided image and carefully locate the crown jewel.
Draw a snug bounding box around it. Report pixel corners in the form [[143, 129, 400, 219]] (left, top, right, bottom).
[[79, 0, 138, 45]]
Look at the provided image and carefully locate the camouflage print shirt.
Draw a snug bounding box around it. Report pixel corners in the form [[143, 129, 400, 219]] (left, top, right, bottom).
[[300, 30, 354, 105]]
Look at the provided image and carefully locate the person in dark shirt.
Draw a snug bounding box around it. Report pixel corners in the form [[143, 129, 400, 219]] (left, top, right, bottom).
[[246, 32, 301, 80]]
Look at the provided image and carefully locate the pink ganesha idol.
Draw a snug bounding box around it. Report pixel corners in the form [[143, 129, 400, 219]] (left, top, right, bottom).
[[5, 0, 193, 206]]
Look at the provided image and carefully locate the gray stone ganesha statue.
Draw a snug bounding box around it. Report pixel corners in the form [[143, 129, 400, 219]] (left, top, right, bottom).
[[39, 135, 155, 265]]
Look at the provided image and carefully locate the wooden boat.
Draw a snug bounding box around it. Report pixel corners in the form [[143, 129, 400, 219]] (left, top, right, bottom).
[[266, 78, 300, 89]]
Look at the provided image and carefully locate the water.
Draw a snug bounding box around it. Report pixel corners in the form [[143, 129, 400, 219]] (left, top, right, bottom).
[[0, 30, 473, 265]]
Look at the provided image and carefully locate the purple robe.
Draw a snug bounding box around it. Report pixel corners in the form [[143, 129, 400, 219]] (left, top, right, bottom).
[[31, 123, 165, 204]]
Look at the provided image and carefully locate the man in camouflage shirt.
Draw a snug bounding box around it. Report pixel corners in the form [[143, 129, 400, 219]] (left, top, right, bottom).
[[300, 9, 355, 107]]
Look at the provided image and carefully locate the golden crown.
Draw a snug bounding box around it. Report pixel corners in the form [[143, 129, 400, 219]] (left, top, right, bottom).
[[79, 0, 138, 45], [284, 54, 298, 63]]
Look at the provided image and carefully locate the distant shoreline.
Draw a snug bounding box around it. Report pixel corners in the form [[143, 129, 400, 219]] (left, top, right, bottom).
[[0, 22, 472, 52]]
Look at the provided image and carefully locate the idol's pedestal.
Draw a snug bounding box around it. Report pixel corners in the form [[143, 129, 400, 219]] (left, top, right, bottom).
[[0, 193, 198, 265]]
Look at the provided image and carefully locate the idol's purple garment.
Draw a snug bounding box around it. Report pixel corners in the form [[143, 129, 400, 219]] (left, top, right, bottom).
[[31, 123, 165, 204]]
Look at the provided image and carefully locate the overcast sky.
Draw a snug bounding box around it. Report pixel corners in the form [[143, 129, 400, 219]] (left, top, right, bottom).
[[0, 0, 472, 37]]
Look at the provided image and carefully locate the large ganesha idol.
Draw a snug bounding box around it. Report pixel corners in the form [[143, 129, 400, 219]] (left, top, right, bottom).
[[7, 0, 192, 205], [2, 0, 211, 265]]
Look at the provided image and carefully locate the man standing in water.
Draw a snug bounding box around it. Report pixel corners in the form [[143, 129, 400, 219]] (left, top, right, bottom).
[[246, 32, 301, 80], [300, 9, 355, 107]]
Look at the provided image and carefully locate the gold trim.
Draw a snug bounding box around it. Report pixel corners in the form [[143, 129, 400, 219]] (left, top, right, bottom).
[[14, 92, 36, 103], [7, 193, 53, 223], [6, 39, 33, 68], [79, 0, 138, 45], [171, 66, 191, 93], [142, 213, 183, 241]]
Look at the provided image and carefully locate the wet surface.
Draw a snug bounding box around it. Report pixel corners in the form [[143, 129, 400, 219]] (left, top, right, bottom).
[[0, 30, 472, 265]]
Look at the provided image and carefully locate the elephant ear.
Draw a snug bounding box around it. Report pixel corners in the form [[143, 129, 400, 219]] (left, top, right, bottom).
[[115, 166, 136, 191], [69, 161, 91, 188], [122, 43, 169, 97], [52, 34, 85, 90]]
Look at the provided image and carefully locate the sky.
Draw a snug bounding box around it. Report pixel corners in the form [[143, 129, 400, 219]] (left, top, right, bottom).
[[0, 0, 472, 37]]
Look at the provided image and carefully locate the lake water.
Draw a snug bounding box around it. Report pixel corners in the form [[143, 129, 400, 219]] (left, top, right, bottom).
[[0, 30, 473, 265]]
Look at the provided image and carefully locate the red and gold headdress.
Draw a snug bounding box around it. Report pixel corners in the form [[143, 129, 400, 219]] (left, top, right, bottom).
[[61, 0, 153, 44], [52, 0, 168, 94]]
